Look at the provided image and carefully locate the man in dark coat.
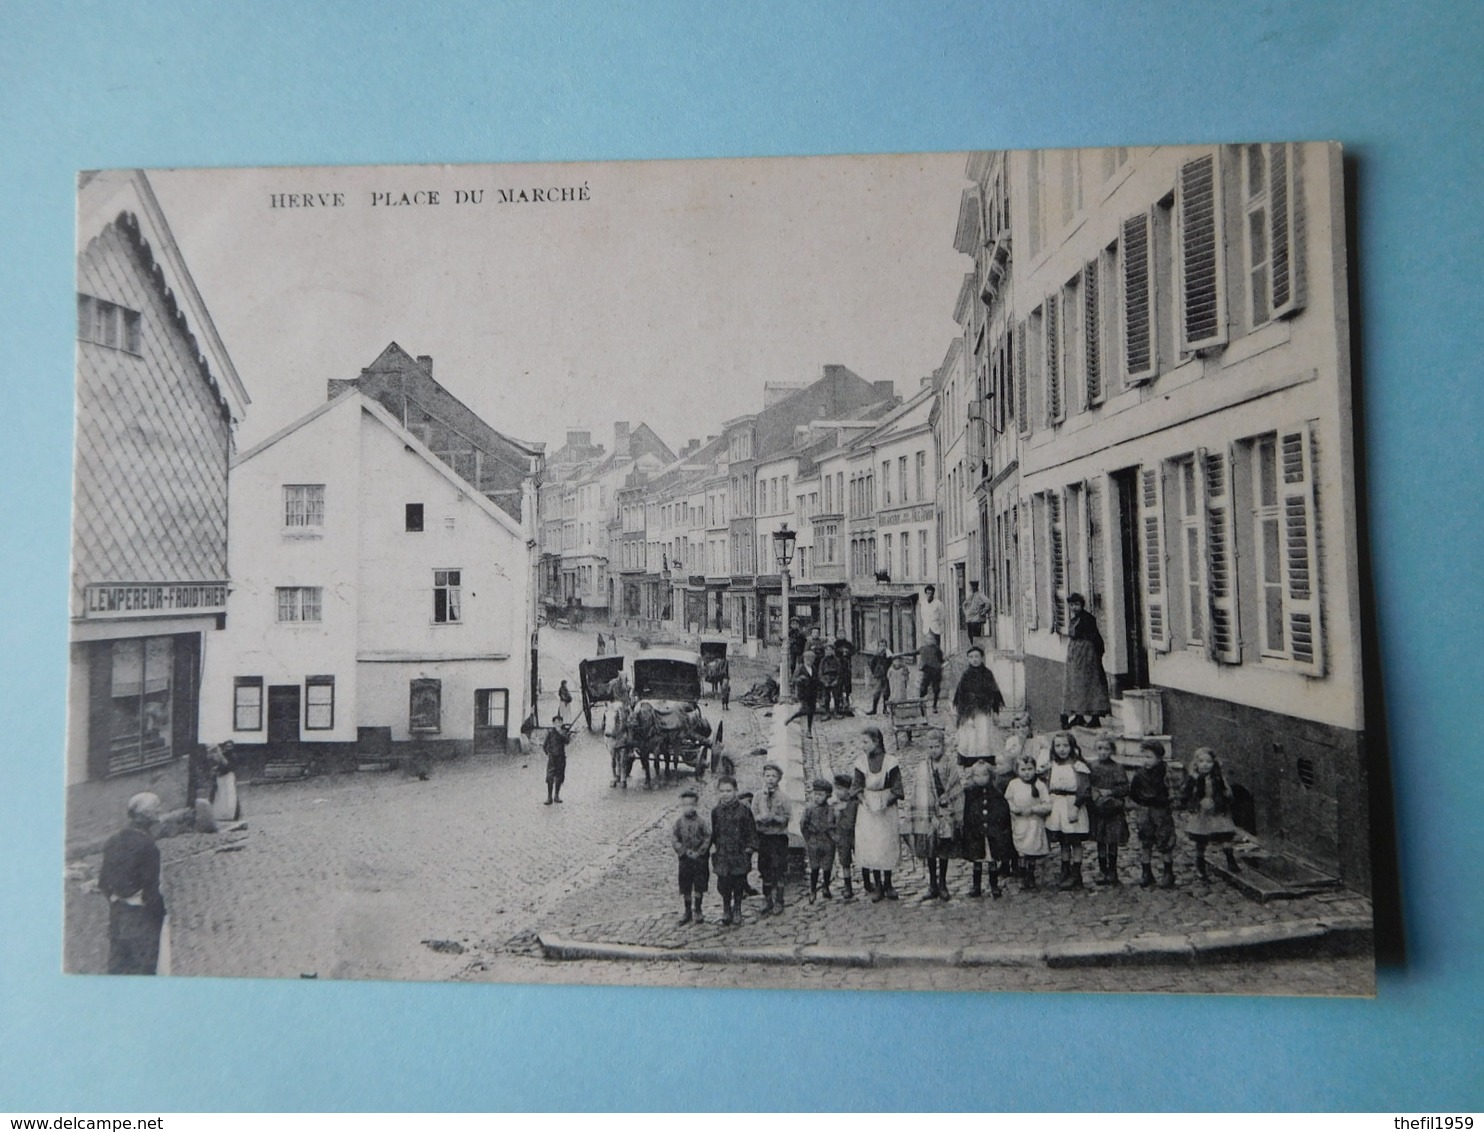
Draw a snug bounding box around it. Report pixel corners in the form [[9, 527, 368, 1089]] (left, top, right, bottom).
[[98, 792, 166, 975], [543, 721, 574, 804], [866, 640, 893, 715]]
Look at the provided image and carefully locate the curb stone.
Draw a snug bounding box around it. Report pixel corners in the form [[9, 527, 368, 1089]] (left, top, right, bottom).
[[539, 912, 1372, 969]]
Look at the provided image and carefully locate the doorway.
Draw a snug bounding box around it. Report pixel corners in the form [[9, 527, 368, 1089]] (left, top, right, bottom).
[[1112, 468, 1150, 692], [267, 684, 301, 750], [474, 688, 510, 754]]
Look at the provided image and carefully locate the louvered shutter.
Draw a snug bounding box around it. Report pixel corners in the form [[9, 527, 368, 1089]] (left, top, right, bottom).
[[1085, 476, 1104, 609], [1268, 144, 1304, 318], [1045, 294, 1063, 425], [1122, 212, 1157, 382], [1015, 319, 1029, 436], [1023, 496, 1038, 630], [1140, 464, 1169, 652], [1178, 152, 1227, 353], [1084, 259, 1102, 405], [1049, 490, 1067, 633], [1200, 447, 1241, 663], [1280, 424, 1324, 675]]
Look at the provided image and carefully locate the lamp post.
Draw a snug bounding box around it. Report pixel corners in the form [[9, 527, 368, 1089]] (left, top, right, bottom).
[[772, 522, 797, 701]]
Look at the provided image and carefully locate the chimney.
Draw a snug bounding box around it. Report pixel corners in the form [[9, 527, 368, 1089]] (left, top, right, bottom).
[[566, 429, 592, 449], [417, 355, 433, 374], [614, 421, 631, 458], [873, 380, 896, 400]]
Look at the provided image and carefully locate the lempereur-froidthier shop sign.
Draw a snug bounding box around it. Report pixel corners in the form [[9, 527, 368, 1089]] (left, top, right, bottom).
[[82, 582, 228, 618]]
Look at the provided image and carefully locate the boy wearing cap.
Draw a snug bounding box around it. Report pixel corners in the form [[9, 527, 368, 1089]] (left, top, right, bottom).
[[711, 776, 757, 926], [831, 771, 861, 900], [800, 777, 837, 901], [752, 761, 793, 914], [543, 721, 574, 805], [672, 788, 712, 924]]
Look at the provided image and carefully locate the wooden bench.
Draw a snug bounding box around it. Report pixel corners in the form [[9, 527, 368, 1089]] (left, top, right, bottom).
[[886, 698, 941, 750]]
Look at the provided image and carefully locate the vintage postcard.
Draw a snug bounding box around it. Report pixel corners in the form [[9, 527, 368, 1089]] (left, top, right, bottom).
[[64, 147, 1375, 994]]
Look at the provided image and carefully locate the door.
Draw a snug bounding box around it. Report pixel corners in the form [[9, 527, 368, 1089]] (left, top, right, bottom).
[[267, 684, 301, 747], [1113, 468, 1150, 692], [474, 688, 509, 754]]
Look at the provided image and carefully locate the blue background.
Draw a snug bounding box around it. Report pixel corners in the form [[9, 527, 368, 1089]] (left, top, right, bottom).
[[3, 0, 1481, 1112]]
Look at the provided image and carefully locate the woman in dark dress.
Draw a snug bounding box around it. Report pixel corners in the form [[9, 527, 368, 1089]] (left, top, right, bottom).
[[1061, 594, 1110, 728]]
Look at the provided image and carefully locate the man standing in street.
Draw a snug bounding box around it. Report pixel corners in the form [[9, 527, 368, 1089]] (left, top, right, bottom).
[[919, 584, 946, 646], [962, 580, 991, 644], [544, 721, 574, 804], [98, 792, 167, 975]]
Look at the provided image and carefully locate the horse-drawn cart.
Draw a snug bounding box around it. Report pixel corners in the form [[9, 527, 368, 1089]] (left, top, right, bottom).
[[626, 649, 717, 783], [577, 655, 626, 732]]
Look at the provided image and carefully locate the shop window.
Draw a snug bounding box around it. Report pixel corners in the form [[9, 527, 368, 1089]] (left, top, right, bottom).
[[233, 676, 263, 731], [305, 675, 335, 730], [106, 637, 173, 774]]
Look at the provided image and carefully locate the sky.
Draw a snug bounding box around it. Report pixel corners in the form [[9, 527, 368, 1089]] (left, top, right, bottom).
[[146, 153, 974, 457]]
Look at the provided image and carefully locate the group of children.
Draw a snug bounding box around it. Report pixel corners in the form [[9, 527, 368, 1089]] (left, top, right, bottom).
[[943, 731, 1243, 894]]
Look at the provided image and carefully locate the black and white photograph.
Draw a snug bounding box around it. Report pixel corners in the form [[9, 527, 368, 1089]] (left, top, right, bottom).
[[64, 146, 1375, 995]]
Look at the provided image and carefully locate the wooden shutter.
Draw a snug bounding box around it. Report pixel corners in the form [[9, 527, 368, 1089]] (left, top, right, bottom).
[[1140, 464, 1169, 652], [1085, 476, 1104, 609], [1023, 496, 1038, 630], [1280, 424, 1324, 674], [1045, 294, 1063, 425], [1201, 447, 1241, 663], [1178, 152, 1227, 353], [1084, 259, 1102, 405], [1269, 144, 1304, 318], [1014, 319, 1029, 436], [1048, 490, 1067, 633], [1122, 212, 1157, 382]]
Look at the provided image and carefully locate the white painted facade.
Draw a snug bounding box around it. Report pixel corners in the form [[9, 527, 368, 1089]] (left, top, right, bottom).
[[200, 392, 532, 754]]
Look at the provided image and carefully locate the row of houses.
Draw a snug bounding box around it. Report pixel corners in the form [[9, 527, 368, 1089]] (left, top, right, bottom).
[[68, 171, 543, 799], [534, 144, 1368, 892]]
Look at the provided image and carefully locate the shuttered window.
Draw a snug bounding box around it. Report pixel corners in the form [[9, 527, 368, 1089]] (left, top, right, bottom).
[[1177, 456, 1205, 647], [1024, 496, 1040, 631], [1178, 152, 1227, 353], [1085, 477, 1104, 609], [1202, 447, 1241, 663], [1252, 427, 1324, 673], [1084, 258, 1102, 406], [1122, 212, 1157, 382], [1140, 464, 1169, 651], [1044, 294, 1063, 425], [1244, 143, 1305, 328]]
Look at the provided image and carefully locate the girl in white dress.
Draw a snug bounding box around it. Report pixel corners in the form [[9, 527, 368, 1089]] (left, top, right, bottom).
[[1004, 753, 1052, 890]]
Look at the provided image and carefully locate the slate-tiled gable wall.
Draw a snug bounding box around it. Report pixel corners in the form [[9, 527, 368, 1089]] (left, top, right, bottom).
[[72, 219, 232, 617]]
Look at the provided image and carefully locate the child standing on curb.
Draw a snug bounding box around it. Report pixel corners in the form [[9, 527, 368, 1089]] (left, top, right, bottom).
[[1005, 753, 1052, 891], [671, 788, 711, 924], [752, 762, 793, 914], [800, 778, 836, 901], [1087, 734, 1130, 886], [831, 772, 859, 900], [711, 776, 757, 926], [1180, 746, 1242, 881], [1131, 739, 1178, 889]]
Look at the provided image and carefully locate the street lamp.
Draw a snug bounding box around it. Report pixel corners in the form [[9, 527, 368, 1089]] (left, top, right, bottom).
[[773, 522, 798, 700]]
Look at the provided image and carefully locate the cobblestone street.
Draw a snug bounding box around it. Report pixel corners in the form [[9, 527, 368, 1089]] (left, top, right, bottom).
[[64, 626, 1372, 994]]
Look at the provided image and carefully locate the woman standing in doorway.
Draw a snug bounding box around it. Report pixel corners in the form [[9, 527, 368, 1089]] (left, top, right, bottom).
[[1061, 594, 1111, 729]]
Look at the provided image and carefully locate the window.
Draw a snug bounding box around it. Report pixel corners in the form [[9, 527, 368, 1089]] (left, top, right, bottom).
[[1121, 212, 1158, 382], [77, 294, 142, 353], [1176, 457, 1205, 647], [405, 503, 424, 532], [1015, 317, 1030, 435], [276, 586, 322, 623], [1203, 448, 1241, 663], [433, 569, 462, 623], [882, 461, 892, 505], [233, 677, 263, 731], [1139, 465, 1169, 651], [915, 451, 926, 501], [883, 534, 893, 577], [305, 675, 335, 730], [409, 678, 442, 733], [1242, 143, 1304, 328], [284, 485, 325, 530], [901, 531, 911, 579], [1250, 428, 1323, 671], [919, 528, 929, 578], [898, 456, 908, 504], [475, 688, 509, 729]]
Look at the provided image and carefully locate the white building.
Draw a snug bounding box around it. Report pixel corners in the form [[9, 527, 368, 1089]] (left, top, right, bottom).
[[200, 391, 533, 765]]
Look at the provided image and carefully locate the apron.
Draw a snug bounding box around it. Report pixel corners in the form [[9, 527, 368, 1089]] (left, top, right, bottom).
[[853, 754, 901, 870]]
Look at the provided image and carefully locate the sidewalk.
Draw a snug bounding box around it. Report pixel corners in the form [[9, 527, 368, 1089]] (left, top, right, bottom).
[[529, 703, 1374, 985]]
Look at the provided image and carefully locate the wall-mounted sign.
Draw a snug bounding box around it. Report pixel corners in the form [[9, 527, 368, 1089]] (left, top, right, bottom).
[[83, 582, 228, 618]]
